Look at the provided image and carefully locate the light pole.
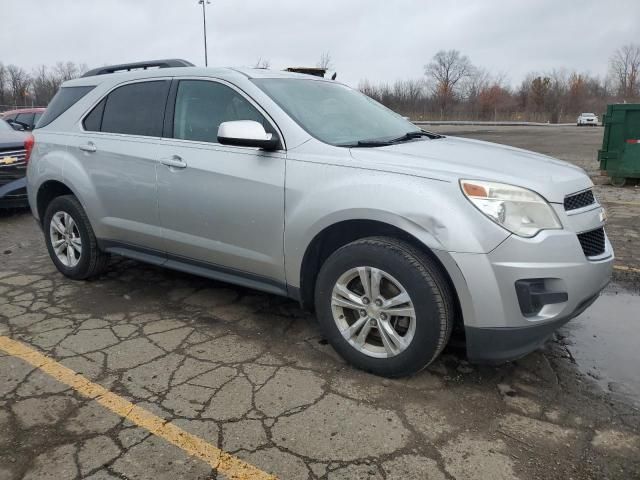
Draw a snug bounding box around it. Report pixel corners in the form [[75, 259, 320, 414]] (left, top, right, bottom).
[[198, 0, 211, 67]]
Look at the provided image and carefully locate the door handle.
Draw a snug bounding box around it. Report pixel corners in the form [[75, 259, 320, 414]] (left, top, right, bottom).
[[79, 142, 96, 153], [161, 155, 187, 169]]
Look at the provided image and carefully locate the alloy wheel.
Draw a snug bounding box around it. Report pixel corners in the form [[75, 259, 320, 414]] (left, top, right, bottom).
[[49, 211, 82, 268], [330, 266, 416, 358]]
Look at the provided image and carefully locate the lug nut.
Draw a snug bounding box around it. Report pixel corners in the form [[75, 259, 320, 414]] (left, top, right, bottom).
[[380, 313, 387, 321], [362, 297, 370, 305], [360, 309, 367, 317], [370, 319, 377, 326], [375, 299, 383, 307]]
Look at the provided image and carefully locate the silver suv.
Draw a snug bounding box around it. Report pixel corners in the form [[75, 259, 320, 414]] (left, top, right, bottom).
[[27, 59, 613, 377]]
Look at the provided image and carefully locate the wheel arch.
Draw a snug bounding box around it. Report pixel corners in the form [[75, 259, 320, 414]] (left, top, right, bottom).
[[296, 218, 463, 329], [36, 180, 79, 225]]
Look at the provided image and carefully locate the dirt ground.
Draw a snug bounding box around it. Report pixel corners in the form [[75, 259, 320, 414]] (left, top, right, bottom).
[[0, 126, 639, 480]]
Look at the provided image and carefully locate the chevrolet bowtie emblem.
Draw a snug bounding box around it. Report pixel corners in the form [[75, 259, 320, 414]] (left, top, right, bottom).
[[1, 156, 17, 165]]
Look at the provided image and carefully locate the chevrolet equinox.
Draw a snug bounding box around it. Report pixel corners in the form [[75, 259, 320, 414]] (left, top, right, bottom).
[[26, 59, 613, 377]]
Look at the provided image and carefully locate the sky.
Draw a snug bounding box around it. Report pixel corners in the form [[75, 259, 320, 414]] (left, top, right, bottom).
[[2, 0, 639, 88]]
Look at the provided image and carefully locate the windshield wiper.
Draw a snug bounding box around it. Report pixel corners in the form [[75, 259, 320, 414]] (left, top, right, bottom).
[[388, 130, 444, 143], [355, 139, 394, 147], [341, 130, 444, 148], [339, 139, 394, 148]]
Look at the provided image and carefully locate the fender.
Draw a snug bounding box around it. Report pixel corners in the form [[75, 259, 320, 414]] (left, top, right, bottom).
[[283, 156, 509, 289], [29, 148, 102, 221]]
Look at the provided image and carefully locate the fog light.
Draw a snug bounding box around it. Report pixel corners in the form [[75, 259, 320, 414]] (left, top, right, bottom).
[[515, 279, 568, 317]]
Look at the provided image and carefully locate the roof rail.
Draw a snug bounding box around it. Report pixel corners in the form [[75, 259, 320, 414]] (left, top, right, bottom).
[[81, 59, 195, 78]]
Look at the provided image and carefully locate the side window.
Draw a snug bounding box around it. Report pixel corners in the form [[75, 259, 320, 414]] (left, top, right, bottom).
[[172, 80, 272, 143], [100, 81, 170, 137], [33, 112, 43, 127], [83, 98, 106, 132]]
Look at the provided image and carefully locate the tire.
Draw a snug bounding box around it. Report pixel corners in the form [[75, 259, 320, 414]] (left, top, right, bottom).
[[610, 177, 627, 187], [314, 236, 454, 377], [43, 195, 110, 280]]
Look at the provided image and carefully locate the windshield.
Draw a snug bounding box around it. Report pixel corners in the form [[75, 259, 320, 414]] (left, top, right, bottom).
[[253, 78, 421, 146]]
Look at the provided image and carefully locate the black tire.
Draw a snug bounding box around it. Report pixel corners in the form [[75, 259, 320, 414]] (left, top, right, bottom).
[[314, 236, 454, 377], [43, 195, 110, 280], [610, 177, 627, 188]]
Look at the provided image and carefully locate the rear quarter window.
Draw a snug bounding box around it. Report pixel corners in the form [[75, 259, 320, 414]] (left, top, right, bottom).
[[36, 86, 95, 128]]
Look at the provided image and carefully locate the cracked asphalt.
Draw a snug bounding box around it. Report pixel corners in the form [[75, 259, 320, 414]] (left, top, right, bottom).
[[1, 126, 639, 480]]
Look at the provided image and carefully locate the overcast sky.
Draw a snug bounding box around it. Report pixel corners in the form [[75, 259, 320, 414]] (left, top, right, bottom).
[[2, 0, 639, 87]]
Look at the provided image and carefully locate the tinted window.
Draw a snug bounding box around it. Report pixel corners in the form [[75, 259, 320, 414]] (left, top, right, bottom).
[[37, 86, 95, 128], [173, 80, 271, 143], [83, 98, 106, 132], [16, 113, 35, 128], [101, 81, 169, 137], [33, 112, 43, 126]]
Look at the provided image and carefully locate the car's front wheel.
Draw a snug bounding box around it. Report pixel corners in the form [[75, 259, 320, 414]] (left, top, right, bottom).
[[314, 237, 454, 377], [43, 195, 110, 280]]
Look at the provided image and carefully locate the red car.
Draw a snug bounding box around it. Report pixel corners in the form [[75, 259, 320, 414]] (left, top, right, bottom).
[[1, 107, 46, 131]]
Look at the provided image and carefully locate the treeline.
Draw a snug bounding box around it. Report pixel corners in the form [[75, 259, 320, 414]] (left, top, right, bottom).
[[0, 62, 87, 111], [359, 44, 640, 122], [3, 44, 639, 122]]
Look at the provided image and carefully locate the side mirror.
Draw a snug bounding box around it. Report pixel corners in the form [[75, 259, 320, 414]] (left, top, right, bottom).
[[217, 120, 280, 150]]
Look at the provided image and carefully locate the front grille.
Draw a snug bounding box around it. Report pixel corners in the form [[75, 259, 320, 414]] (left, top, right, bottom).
[[577, 228, 605, 257], [0, 148, 27, 169], [564, 189, 595, 211]]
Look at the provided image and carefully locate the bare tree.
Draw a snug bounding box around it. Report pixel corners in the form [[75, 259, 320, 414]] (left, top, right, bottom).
[[6, 65, 31, 106], [317, 51, 333, 71], [54, 61, 80, 82], [0, 63, 7, 106], [31, 66, 59, 106], [253, 57, 271, 69], [425, 50, 474, 118], [609, 44, 640, 99]]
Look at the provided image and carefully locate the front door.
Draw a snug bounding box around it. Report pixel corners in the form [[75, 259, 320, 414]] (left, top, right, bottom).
[[156, 79, 286, 288]]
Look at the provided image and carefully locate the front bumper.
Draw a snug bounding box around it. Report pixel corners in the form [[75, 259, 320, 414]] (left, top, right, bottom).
[[0, 177, 28, 208], [447, 225, 613, 363]]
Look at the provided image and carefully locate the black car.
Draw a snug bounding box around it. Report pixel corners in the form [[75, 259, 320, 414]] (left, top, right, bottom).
[[0, 118, 31, 208]]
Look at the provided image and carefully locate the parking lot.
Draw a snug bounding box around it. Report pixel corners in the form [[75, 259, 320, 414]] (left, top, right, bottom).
[[1, 125, 639, 479]]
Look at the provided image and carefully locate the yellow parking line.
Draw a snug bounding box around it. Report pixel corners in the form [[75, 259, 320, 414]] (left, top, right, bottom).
[[0, 336, 276, 480], [614, 265, 640, 274]]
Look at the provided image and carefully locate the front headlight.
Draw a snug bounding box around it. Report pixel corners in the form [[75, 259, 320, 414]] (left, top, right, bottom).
[[460, 180, 562, 237]]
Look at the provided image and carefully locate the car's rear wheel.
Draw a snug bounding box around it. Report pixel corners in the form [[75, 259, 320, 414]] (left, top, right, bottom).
[[314, 236, 454, 377], [610, 176, 627, 187], [44, 195, 110, 280]]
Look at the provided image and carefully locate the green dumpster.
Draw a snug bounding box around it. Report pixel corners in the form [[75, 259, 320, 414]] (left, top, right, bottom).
[[598, 103, 640, 187]]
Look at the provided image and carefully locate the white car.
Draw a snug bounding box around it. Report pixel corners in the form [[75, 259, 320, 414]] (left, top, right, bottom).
[[577, 113, 599, 126]]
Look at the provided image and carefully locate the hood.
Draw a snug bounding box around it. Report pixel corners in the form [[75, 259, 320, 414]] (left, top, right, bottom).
[[349, 136, 592, 203], [0, 129, 28, 149]]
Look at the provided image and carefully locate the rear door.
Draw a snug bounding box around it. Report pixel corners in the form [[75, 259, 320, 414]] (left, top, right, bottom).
[[155, 78, 286, 287], [76, 79, 170, 252]]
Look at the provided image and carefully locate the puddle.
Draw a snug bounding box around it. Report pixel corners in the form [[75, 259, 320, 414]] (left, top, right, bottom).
[[561, 284, 640, 407]]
